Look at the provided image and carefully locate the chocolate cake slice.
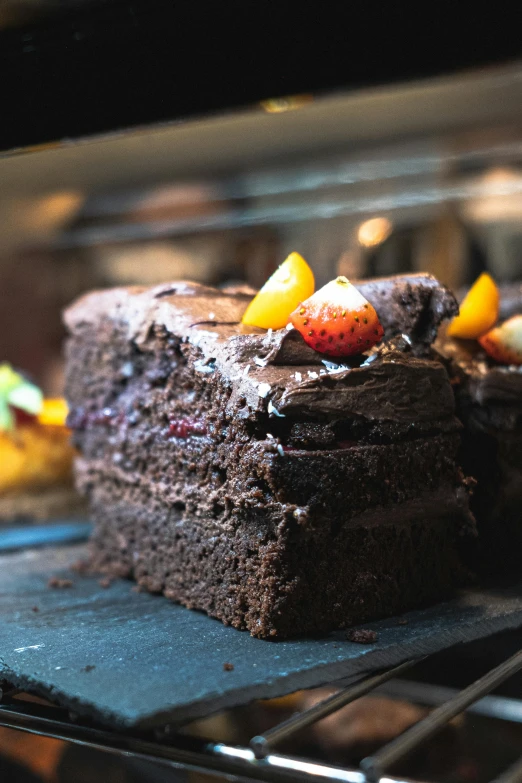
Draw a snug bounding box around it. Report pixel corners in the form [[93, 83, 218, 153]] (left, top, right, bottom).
[[436, 284, 522, 574], [64, 276, 474, 638]]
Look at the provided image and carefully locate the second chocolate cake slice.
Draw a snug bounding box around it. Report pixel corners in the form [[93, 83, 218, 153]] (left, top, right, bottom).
[[436, 282, 522, 574], [64, 276, 474, 638]]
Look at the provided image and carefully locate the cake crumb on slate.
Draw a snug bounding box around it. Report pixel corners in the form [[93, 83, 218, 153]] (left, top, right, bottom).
[[346, 629, 378, 644], [223, 662, 234, 672], [397, 618, 409, 625], [83, 665, 96, 673], [48, 577, 73, 589], [99, 577, 112, 589], [70, 559, 90, 574], [31, 606, 39, 613]]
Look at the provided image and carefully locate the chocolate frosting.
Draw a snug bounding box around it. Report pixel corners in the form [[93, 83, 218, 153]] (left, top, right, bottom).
[[436, 334, 522, 415], [355, 273, 458, 351], [65, 276, 457, 425], [271, 352, 454, 421]]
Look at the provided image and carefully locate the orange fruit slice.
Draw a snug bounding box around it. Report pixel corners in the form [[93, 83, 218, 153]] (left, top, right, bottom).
[[241, 252, 315, 330], [447, 273, 499, 339]]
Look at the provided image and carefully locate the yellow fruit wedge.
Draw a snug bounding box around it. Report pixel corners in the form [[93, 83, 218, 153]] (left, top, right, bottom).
[[37, 398, 69, 427], [447, 273, 499, 339], [241, 252, 315, 330], [0, 424, 74, 495]]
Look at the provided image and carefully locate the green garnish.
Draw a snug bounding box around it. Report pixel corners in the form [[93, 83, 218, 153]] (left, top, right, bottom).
[[0, 363, 43, 431]]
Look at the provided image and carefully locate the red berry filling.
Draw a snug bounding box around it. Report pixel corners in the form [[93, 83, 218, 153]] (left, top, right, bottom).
[[167, 417, 207, 438]]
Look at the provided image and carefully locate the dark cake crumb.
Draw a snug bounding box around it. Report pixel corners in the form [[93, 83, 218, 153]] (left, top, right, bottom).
[[346, 629, 378, 644], [83, 664, 96, 673], [70, 558, 90, 575], [223, 662, 234, 672], [31, 606, 39, 613], [48, 577, 74, 589]]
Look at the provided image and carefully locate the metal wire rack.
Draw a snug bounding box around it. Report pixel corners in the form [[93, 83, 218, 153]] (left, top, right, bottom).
[[2, 646, 522, 783]]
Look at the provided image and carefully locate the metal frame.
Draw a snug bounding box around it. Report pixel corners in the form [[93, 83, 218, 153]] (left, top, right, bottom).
[[2, 648, 522, 783]]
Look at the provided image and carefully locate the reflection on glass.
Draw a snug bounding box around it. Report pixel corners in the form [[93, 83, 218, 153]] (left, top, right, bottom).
[[357, 217, 393, 248]]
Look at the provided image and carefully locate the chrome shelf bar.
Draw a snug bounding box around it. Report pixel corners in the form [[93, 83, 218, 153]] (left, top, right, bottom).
[[361, 649, 522, 782], [250, 659, 419, 759], [377, 679, 522, 724], [0, 700, 411, 783]]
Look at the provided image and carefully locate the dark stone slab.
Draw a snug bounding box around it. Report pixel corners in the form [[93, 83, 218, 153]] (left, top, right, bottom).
[[2, 544, 522, 730]]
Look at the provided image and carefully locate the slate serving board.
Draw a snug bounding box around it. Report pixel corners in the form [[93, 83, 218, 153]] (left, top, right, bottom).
[[2, 544, 522, 731], [0, 522, 92, 553]]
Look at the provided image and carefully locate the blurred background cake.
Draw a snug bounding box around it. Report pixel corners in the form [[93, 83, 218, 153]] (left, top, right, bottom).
[[436, 277, 522, 573], [0, 363, 84, 522]]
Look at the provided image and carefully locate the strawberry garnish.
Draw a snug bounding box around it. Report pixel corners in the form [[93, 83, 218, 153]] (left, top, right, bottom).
[[289, 276, 384, 357], [478, 315, 522, 365]]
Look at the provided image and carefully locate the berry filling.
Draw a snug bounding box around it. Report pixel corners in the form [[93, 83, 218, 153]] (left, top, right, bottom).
[[167, 417, 207, 438]]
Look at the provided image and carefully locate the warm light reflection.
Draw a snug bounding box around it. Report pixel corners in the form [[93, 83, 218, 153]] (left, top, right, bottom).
[[464, 167, 522, 222], [261, 95, 314, 113], [95, 242, 216, 285], [23, 191, 84, 232], [482, 167, 520, 185], [357, 217, 393, 247]]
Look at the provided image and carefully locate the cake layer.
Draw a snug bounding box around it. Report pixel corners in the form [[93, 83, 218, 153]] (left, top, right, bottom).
[[74, 427, 468, 533], [64, 276, 474, 637], [83, 466, 468, 638]]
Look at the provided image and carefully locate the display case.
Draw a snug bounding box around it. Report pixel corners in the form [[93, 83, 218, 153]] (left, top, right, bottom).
[[1, 6, 522, 781]]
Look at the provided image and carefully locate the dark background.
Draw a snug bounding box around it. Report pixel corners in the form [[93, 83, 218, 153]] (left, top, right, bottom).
[[1, 0, 522, 151]]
